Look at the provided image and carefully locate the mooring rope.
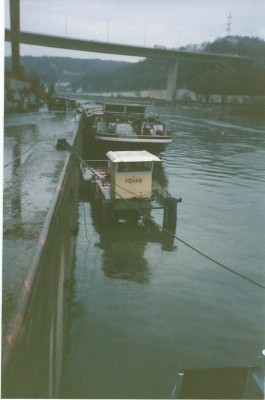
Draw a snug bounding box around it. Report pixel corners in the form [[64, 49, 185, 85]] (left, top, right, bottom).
[[3, 135, 55, 168], [4, 140, 41, 168], [64, 140, 265, 290], [66, 141, 153, 198], [122, 199, 265, 290]]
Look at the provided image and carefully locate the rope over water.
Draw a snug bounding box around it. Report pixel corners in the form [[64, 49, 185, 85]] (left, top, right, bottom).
[[64, 141, 265, 290]]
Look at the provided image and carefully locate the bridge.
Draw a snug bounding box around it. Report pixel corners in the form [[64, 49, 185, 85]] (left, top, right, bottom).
[[5, 0, 253, 102]]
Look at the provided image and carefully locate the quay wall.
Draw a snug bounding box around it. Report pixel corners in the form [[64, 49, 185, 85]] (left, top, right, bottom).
[[70, 89, 265, 105], [2, 115, 85, 398], [5, 76, 38, 112]]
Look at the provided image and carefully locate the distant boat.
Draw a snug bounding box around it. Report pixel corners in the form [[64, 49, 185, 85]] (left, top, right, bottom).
[[83, 102, 172, 155], [47, 94, 76, 110]]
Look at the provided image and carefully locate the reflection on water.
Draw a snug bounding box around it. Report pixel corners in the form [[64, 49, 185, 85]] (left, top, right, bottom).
[[61, 105, 265, 399], [89, 199, 175, 283], [11, 138, 22, 223], [100, 223, 150, 284]]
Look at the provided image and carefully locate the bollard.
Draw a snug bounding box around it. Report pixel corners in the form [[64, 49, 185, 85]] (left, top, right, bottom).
[[162, 197, 182, 251], [163, 197, 177, 232], [56, 138, 68, 150]]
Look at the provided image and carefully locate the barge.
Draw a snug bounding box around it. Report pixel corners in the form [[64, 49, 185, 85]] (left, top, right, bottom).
[[83, 102, 173, 156]]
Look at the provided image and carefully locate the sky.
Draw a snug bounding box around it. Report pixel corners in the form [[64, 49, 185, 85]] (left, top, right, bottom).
[[3, 0, 265, 62]]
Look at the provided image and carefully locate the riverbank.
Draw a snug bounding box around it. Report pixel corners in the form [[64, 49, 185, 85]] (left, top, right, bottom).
[[67, 88, 265, 107], [2, 109, 82, 398]]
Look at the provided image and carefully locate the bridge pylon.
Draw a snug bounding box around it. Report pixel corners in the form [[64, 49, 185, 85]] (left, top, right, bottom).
[[166, 60, 178, 104], [10, 0, 21, 77]]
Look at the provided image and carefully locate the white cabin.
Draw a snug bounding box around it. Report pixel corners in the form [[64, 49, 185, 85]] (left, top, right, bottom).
[[106, 150, 160, 200]]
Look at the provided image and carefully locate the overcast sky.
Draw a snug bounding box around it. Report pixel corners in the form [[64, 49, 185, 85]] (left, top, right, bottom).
[[4, 0, 265, 62]]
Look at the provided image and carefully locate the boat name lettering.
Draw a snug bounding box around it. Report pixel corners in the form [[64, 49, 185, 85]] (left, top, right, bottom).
[[125, 178, 143, 184]]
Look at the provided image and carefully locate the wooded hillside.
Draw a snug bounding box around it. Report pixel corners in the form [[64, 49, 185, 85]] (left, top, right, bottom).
[[5, 36, 265, 95]]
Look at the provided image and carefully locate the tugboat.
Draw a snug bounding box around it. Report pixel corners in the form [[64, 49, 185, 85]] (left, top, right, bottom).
[[56, 138, 181, 250], [80, 150, 181, 248], [83, 102, 172, 156]]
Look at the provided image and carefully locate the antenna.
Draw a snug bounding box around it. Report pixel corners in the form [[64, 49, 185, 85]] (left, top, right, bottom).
[[106, 21, 110, 42], [65, 14, 68, 37], [226, 12, 232, 37]]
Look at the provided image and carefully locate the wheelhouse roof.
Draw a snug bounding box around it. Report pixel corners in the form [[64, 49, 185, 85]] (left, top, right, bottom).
[[106, 150, 161, 163]]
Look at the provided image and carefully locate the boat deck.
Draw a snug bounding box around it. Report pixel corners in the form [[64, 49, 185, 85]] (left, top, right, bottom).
[[81, 163, 171, 210], [83, 102, 173, 153]]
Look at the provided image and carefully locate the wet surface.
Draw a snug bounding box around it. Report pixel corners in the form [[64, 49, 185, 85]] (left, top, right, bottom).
[[61, 104, 265, 399], [2, 108, 79, 333], [2, 103, 265, 399]]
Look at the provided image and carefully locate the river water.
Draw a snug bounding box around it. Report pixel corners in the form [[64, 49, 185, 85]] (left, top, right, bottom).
[[60, 104, 265, 399]]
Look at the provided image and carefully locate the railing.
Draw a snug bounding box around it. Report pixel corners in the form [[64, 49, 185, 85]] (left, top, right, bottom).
[[95, 132, 172, 139], [83, 105, 103, 117], [80, 160, 109, 181]]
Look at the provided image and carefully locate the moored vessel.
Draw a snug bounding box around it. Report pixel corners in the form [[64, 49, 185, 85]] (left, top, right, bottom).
[[83, 102, 172, 156], [80, 150, 181, 249], [47, 94, 77, 111]]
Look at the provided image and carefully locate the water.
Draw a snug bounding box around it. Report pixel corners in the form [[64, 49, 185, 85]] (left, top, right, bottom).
[[60, 104, 265, 399]]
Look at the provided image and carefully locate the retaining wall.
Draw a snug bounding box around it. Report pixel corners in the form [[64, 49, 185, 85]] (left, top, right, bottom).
[[68, 89, 265, 105], [1, 115, 84, 398]]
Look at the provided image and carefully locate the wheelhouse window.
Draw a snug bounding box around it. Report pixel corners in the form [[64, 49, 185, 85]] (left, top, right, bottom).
[[117, 161, 152, 172]]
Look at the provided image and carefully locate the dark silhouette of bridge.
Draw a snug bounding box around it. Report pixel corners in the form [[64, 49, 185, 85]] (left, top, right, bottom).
[[5, 29, 252, 65], [5, 0, 254, 102]]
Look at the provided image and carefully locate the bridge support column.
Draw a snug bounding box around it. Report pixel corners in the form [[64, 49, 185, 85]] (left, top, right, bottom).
[[10, 0, 20, 77], [166, 60, 178, 104]]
